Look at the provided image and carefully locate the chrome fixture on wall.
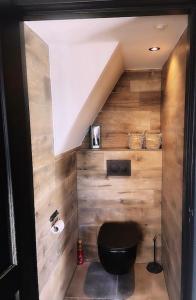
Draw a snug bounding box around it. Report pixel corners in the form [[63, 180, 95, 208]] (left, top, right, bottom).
[[90, 125, 101, 149]]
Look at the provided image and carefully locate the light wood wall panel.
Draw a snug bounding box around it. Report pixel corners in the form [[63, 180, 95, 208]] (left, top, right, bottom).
[[82, 70, 161, 149], [161, 30, 187, 300], [80, 69, 162, 263], [25, 25, 78, 300], [77, 149, 162, 263]]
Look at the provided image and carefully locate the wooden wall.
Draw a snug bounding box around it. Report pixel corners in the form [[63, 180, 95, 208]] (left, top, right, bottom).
[[77, 149, 162, 262], [161, 30, 187, 300], [82, 70, 161, 149], [79, 69, 162, 262], [25, 25, 78, 300]]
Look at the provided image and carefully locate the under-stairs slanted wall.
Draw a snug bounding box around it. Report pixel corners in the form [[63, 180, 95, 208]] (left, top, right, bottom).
[[49, 42, 124, 154]]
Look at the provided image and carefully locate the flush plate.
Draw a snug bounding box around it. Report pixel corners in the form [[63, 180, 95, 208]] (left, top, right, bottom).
[[107, 160, 131, 176]]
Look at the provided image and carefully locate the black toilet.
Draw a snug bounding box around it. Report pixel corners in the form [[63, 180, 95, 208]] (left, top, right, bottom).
[[97, 222, 142, 275]]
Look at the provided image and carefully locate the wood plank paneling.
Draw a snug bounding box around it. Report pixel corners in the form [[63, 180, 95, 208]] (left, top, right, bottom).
[[80, 69, 162, 263], [161, 30, 187, 300], [25, 25, 78, 300], [82, 70, 161, 149], [77, 150, 162, 263]]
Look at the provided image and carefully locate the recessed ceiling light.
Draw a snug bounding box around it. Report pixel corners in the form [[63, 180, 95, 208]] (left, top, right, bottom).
[[149, 47, 160, 52], [155, 24, 168, 30]]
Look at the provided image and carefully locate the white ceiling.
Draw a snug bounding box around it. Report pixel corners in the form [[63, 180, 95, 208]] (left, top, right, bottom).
[[26, 15, 187, 69]]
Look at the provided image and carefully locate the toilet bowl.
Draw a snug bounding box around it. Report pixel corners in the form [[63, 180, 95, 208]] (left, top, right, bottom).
[[97, 222, 141, 275]]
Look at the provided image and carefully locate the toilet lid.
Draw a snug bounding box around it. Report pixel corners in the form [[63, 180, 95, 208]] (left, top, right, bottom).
[[97, 222, 142, 251]]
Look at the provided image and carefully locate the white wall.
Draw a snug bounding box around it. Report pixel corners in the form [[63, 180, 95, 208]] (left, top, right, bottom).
[[49, 41, 123, 154]]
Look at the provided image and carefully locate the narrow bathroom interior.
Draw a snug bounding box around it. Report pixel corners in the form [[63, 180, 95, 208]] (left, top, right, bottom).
[[24, 14, 188, 300]]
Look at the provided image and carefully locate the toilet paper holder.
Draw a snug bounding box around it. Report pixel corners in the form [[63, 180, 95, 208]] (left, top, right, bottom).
[[49, 210, 59, 226], [50, 210, 65, 234]]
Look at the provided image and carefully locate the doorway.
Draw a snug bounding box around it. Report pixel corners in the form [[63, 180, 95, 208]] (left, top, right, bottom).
[[24, 14, 189, 300], [0, 3, 194, 299]]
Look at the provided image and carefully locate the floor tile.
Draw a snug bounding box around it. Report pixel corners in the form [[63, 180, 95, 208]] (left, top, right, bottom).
[[65, 262, 169, 300]]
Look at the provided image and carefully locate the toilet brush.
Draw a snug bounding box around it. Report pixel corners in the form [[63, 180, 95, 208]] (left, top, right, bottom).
[[146, 234, 163, 274]]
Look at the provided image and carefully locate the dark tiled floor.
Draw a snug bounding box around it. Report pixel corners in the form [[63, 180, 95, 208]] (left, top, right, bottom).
[[65, 262, 169, 300]]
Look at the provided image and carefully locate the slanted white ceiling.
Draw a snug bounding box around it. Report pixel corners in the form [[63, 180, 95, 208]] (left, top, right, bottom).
[[48, 42, 123, 154], [26, 15, 187, 154], [27, 15, 187, 69]]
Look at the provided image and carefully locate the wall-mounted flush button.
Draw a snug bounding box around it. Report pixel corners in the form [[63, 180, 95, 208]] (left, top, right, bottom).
[[107, 160, 131, 176]]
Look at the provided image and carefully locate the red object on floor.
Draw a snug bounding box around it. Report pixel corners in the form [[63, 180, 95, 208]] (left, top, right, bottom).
[[77, 240, 84, 265]]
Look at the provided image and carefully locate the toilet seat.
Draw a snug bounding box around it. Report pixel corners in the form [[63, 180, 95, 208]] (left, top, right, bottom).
[[97, 222, 141, 251]]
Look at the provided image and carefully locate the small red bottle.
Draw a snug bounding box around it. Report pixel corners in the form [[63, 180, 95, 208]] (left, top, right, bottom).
[[77, 239, 84, 265]]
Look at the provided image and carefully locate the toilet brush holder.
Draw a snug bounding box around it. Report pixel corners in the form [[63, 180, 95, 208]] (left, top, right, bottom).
[[146, 234, 163, 274]]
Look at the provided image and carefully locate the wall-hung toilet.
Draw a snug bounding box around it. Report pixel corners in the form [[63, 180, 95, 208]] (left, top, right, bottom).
[[97, 222, 142, 275]]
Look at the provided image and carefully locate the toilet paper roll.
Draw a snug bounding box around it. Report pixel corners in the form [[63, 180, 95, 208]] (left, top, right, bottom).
[[50, 220, 65, 234]]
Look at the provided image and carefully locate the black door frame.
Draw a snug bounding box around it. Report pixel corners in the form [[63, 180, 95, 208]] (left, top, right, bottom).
[[0, 1, 196, 300], [0, 11, 39, 300]]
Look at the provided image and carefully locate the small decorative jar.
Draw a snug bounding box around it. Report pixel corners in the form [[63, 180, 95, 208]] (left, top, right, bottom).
[[128, 132, 144, 150], [145, 132, 162, 150]]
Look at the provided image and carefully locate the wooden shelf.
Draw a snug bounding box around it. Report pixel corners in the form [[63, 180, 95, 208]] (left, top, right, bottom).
[[79, 148, 162, 152]]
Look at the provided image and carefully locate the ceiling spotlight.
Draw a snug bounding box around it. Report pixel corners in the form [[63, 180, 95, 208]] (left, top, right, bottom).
[[155, 24, 168, 30], [149, 47, 160, 52]]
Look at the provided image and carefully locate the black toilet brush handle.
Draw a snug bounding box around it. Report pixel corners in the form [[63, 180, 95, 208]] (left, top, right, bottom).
[[153, 235, 158, 263]]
